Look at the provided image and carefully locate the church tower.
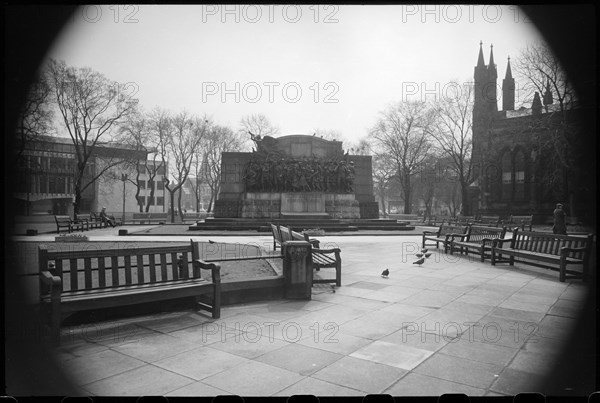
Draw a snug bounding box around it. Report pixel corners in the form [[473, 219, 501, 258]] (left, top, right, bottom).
[[502, 56, 515, 111], [473, 42, 499, 126]]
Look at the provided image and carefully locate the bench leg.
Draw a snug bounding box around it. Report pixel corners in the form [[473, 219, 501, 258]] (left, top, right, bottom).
[[336, 262, 341, 287], [49, 298, 61, 345], [559, 255, 567, 282], [491, 250, 496, 265]]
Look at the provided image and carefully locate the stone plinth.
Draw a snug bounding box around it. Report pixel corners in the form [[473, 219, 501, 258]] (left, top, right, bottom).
[[240, 192, 360, 219], [281, 193, 325, 214]]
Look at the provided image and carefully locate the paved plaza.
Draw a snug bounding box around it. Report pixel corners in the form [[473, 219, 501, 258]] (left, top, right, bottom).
[[7, 224, 597, 397]]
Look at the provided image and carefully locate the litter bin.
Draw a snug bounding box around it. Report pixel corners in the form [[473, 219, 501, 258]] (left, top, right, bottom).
[[282, 240, 312, 299]]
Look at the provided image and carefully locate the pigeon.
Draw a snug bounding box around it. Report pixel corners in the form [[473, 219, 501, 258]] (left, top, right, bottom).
[[413, 257, 425, 265], [331, 284, 336, 293], [208, 240, 216, 244], [416, 253, 424, 258], [424, 253, 432, 258], [381, 269, 390, 278], [421, 248, 429, 253]]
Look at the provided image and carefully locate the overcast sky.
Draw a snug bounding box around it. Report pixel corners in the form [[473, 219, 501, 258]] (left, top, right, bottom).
[[47, 4, 544, 145]]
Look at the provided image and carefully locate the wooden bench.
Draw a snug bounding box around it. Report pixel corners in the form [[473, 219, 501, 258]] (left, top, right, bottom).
[[422, 223, 470, 253], [270, 223, 283, 251], [422, 215, 438, 226], [274, 225, 342, 287], [132, 212, 168, 224], [182, 212, 208, 223], [491, 229, 593, 282], [503, 215, 534, 231], [38, 240, 221, 344], [475, 215, 501, 227], [54, 215, 86, 234], [88, 212, 106, 229], [449, 225, 508, 262]]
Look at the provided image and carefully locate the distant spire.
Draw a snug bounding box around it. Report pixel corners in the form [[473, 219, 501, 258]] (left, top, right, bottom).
[[502, 55, 515, 111], [477, 41, 485, 67], [543, 79, 554, 106], [532, 91, 542, 116], [488, 44, 497, 77], [505, 56, 513, 79]]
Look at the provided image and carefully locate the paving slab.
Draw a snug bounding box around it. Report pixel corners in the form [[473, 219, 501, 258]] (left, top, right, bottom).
[[200, 360, 304, 396], [255, 343, 343, 376], [312, 356, 407, 394], [83, 364, 194, 396], [154, 346, 250, 380], [384, 372, 486, 396], [350, 340, 433, 370], [413, 352, 503, 389]]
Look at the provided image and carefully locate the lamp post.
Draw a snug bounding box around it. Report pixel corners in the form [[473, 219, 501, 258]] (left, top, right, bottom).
[[121, 173, 128, 224]]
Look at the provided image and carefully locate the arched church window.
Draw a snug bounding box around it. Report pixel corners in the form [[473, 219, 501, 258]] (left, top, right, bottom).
[[501, 151, 512, 201], [514, 150, 525, 200]]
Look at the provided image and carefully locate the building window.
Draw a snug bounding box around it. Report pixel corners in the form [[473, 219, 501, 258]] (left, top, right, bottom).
[[514, 151, 525, 201], [156, 180, 164, 190], [138, 180, 145, 189], [48, 175, 56, 194], [156, 165, 166, 175], [147, 180, 154, 190], [501, 152, 512, 201], [136, 195, 145, 206], [156, 197, 164, 206], [147, 196, 155, 205], [40, 176, 47, 193]]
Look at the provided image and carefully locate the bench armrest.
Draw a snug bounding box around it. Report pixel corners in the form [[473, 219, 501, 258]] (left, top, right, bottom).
[[422, 230, 437, 236], [313, 247, 341, 255], [193, 259, 222, 283], [449, 233, 468, 242], [492, 237, 513, 247], [40, 270, 62, 287]]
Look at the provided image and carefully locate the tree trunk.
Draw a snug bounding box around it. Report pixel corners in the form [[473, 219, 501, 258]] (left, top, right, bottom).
[[74, 184, 82, 215], [403, 176, 411, 214], [207, 193, 214, 213], [169, 190, 176, 223], [460, 180, 470, 216], [177, 187, 183, 219]]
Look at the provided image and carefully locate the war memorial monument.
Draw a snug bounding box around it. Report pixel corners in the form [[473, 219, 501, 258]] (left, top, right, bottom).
[[192, 134, 412, 231]]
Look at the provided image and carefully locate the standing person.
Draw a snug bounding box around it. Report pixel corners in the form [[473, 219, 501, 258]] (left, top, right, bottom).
[[552, 203, 567, 235], [100, 207, 116, 228]]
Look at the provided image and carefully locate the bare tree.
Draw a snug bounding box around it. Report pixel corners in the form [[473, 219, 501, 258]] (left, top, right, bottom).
[[46, 59, 138, 214], [371, 101, 435, 214], [371, 151, 396, 217], [514, 41, 576, 113], [163, 112, 208, 223], [201, 125, 245, 212], [514, 41, 584, 217], [239, 113, 280, 139], [430, 81, 474, 215], [15, 72, 54, 165], [14, 72, 55, 215]]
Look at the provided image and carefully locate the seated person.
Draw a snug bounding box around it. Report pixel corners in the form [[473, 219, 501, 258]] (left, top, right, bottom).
[[100, 207, 116, 228]]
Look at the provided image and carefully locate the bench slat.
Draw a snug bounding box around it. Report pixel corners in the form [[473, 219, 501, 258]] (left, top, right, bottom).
[[111, 256, 119, 287], [84, 258, 92, 290], [98, 257, 106, 288], [70, 258, 78, 291], [171, 252, 179, 280], [149, 254, 157, 282], [124, 255, 132, 285], [136, 254, 145, 284], [160, 253, 168, 281]]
